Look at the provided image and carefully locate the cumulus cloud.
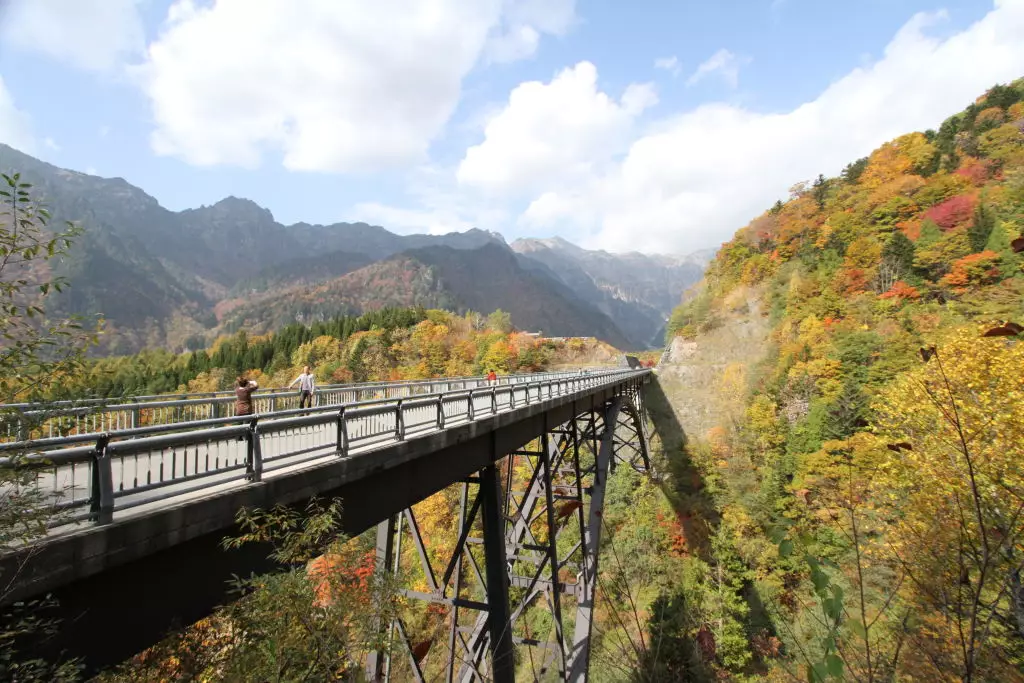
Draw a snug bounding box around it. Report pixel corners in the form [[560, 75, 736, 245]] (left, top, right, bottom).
[[457, 61, 656, 194], [0, 0, 144, 72], [686, 48, 749, 88], [350, 162, 511, 235], [654, 56, 681, 76], [496, 0, 1024, 254], [0, 76, 33, 153], [139, 0, 574, 172]]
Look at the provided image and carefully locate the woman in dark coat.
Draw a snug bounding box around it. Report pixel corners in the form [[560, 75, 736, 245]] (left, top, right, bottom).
[[235, 376, 258, 416]]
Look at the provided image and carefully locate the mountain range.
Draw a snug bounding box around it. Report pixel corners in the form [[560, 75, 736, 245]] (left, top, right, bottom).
[[0, 143, 709, 354]]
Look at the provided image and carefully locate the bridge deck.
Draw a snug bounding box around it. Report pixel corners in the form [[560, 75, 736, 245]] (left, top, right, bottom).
[[1, 368, 647, 602], [0, 367, 651, 677]]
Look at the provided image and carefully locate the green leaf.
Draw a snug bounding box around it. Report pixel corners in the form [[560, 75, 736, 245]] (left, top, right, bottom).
[[779, 539, 794, 558], [849, 618, 866, 639], [826, 654, 843, 678], [811, 567, 830, 593], [823, 596, 842, 621]]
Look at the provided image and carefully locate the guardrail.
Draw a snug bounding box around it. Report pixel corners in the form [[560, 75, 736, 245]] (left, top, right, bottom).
[[0, 367, 612, 442], [1, 368, 649, 529]]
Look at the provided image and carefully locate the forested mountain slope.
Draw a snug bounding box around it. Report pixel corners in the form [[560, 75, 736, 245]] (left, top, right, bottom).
[[658, 79, 1024, 680], [218, 243, 633, 349], [0, 143, 697, 353], [512, 236, 708, 348]]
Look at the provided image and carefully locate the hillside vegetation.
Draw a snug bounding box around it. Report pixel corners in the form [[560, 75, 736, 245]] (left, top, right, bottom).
[[67, 306, 622, 400], [660, 79, 1024, 680]]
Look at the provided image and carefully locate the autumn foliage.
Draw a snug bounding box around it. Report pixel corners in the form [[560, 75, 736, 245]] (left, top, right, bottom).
[[923, 193, 976, 230], [665, 78, 1024, 681]]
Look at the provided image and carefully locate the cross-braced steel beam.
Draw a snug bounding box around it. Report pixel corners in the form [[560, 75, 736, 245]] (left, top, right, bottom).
[[367, 382, 648, 682]]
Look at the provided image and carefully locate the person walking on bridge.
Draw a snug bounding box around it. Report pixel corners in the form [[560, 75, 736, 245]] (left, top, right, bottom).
[[235, 376, 258, 416], [290, 365, 316, 409], [486, 370, 497, 384]]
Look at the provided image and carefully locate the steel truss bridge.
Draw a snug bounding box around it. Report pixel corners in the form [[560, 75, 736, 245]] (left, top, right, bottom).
[[0, 365, 653, 682]]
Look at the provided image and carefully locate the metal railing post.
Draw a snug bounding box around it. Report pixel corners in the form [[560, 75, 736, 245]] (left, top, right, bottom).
[[467, 390, 476, 421], [396, 399, 405, 440], [437, 395, 446, 429], [90, 434, 114, 525], [246, 418, 263, 482], [336, 406, 348, 456], [491, 388, 497, 414]]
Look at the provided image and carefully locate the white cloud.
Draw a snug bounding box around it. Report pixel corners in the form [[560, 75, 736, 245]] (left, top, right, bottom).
[[354, 163, 511, 235], [486, 0, 575, 63], [0, 75, 33, 153], [0, 0, 144, 72], [351, 202, 476, 236], [654, 56, 681, 76], [495, 0, 1024, 254], [85, 167, 98, 175], [98, 126, 111, 138], [686, 48, 749, 88], [43, 137, 60, 151], [456, 61, 656, 194], [139, 0, 575, 172]]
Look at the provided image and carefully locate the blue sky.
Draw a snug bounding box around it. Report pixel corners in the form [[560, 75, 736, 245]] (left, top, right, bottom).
[[0, 0, 1020, 254]]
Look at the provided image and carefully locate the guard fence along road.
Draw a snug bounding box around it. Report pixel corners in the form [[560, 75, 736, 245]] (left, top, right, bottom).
[[0, 368, 610, 441], [0, 368, 647, 531]]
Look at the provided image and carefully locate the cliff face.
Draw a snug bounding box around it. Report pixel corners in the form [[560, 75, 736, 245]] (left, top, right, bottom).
[[656, 285, 771, 441]]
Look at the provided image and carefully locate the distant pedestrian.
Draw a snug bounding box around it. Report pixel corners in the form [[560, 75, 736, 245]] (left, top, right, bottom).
[[235, 376, 258, 416], [290, 365, 316, 409], [486, 370, 497, 384]]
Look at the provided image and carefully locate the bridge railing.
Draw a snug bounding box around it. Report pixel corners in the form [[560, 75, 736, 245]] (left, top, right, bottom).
[[0, 367, 612, 442], [0, 369, 649, 529]]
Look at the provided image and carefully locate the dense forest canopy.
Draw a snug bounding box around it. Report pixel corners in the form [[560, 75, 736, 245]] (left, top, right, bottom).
[[661, 79, 1024, 680]]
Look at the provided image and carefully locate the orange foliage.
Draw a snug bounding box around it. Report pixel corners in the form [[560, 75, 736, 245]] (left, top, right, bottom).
[[899, 218, 923, 240], [837, 267, 869, 296], [878, 280, 921, 301], [939, 250, 1002, 290], [307, 549, 375, 608], [655, 511, 687, 557]]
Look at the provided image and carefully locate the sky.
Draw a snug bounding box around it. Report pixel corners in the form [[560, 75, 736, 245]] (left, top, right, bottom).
[[0, 0, 1023, 255]]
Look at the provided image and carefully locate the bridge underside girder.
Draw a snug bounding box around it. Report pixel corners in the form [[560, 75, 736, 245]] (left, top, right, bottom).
[[367, 391, 650, 683]]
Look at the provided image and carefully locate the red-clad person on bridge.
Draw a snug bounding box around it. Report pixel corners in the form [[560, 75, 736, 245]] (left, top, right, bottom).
[[486, 370, 497, 384]]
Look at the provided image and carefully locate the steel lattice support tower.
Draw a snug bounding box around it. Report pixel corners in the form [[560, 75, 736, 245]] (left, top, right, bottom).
[[366, 384, 650, 682]]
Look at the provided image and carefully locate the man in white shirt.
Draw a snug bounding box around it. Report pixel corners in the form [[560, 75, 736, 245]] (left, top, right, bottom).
[[290, 365, 316, 409]]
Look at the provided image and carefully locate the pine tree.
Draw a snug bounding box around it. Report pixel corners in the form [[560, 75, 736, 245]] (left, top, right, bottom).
[[968, 203, 996, 252], [985, 220, 1022, 277], [822, 377, 868, 441], [812, 173, 830, 210], [882, 230, 916, 273]]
